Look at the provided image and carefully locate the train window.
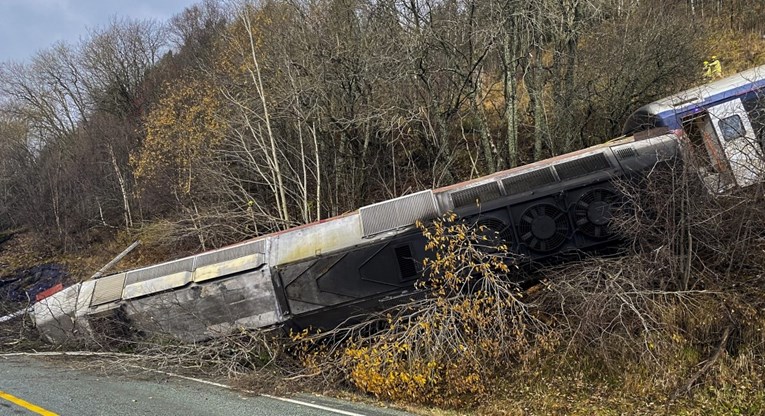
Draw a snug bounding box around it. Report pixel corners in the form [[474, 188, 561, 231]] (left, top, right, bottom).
[[718, 115, 745, 141]]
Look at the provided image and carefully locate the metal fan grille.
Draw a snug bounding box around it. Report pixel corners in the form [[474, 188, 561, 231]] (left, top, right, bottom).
[[517, 204, 569, 252], [554, 153, 611, 180], [574, 189, 618, 239], [359, 190, 439, 237], [502, 167, 557, 195], [475, 218, 514, 244]]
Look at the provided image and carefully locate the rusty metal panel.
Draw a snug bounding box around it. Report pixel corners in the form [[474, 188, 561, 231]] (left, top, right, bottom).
[[90, 273, 126, 307], [125, 258, 194, 286], [359, 190, 439, 237]]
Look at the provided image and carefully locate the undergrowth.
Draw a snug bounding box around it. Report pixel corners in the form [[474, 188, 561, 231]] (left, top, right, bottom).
[[282, 159, 765, 414], [4, 151, 765, 415]]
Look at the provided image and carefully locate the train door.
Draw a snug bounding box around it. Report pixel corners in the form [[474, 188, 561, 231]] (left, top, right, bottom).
[[681, 111, 733, 192], [706, 98, 765, 187]]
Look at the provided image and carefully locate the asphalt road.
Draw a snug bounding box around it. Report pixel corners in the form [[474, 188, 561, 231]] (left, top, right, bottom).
[[0, 355, 412, 416]]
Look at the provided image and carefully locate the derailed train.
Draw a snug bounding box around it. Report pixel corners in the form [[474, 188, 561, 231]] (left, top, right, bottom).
[[32, 65, 765, 343]]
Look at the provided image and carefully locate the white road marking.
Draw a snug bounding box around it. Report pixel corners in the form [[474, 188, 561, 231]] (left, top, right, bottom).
[[260, 394, 367, 416]]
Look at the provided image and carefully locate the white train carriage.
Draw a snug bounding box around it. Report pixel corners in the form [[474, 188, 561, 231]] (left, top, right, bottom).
[[32, 65, 765, 343]]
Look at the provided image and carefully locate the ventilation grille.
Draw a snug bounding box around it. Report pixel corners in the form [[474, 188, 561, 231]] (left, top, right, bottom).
[[451, 182, 502, 209], [614, 146, 637, 160], [194, 240, 266, 269], [476, 217, 514, 244], [502, 167, 557, 196], [517, 203, 570, 253], [574, 188, 619, 239], [554, 153, 611, 180], [360, 190, 439, 237], [125, 258, 194, 286], [394, 245, 418, 279], [90, 273, 126, 307]]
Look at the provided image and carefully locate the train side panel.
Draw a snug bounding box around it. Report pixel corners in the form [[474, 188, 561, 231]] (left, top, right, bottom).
[[33, 280, 95, 343], [122, 266, 278, 342]]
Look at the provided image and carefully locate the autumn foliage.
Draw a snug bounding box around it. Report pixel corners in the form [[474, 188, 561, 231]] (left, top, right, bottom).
[[135, 76, 225, 196], [292, 213, 555, 407]]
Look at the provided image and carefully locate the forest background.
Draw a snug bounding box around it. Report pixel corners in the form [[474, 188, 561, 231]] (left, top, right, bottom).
[[3, 1, 765, 413]]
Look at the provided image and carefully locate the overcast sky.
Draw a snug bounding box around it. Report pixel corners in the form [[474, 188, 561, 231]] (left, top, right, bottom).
[[0, 0, 200, 63]]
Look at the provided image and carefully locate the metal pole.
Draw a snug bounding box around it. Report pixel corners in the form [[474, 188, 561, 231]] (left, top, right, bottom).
[[90, 240, 141, 279]]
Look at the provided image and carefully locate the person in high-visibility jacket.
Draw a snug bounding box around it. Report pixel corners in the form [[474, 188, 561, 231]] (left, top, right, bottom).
[[710, 56, 722, 78], [703, 61, 712, 79]]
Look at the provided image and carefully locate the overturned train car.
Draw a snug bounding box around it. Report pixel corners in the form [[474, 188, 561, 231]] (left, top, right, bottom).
[[32, 65, 765, 343]]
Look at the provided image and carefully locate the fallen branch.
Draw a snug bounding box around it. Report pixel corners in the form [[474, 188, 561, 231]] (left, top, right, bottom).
[[672, 325, 732, 399]]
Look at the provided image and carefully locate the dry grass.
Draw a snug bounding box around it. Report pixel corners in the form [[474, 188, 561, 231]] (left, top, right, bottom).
[[4, 157, 765, 415]]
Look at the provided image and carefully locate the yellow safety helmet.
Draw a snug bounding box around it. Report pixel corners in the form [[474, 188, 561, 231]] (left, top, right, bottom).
[[711, 56, 718, 60]]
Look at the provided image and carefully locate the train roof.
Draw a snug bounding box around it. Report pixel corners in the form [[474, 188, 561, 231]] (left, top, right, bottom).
[[623, 64, 765, 135]]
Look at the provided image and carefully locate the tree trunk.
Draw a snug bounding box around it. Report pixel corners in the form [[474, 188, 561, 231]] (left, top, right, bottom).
[[503, 24, 519, 168], [475, 90, 496, 174], [529, 48, 550, 160], [108, 144, 133, 229], [242, 8, 290, 226]]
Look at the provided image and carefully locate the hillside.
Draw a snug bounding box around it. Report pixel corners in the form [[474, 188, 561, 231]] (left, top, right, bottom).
[[2, 0, 765, 414]]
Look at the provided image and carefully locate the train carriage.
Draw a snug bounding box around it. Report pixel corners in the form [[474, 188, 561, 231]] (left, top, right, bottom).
[[32, 65, 765, 343], [623, 65, 765, 188]]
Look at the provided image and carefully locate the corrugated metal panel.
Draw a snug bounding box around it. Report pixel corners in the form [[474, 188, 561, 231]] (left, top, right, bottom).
[[90, 273, 126, 307], [194, 253, 266, 283], [194, 240, 266, 269], [451, 182, 502, 209], [554, 153, 611, 180], [359, 190, 439, 237], [125, 258, 194, 286], [122, 271, 193, 299], [502, 167, 557, 196]]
